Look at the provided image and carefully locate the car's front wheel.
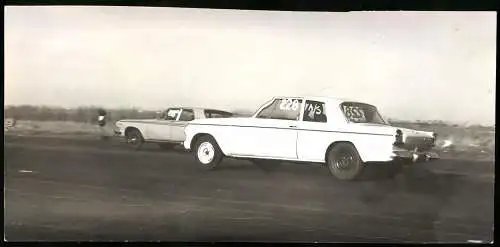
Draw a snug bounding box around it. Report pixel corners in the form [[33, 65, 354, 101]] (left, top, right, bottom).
[[193, 136, 223, 170], [326, 143, 364, 181], [125, 129, 144, 150]]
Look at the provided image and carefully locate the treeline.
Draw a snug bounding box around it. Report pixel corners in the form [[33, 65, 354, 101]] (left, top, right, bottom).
[[389, 119, 452, 127], [4, 105, 157, 124], [4, 105, 493, 129], [388, 119, 493, 130]]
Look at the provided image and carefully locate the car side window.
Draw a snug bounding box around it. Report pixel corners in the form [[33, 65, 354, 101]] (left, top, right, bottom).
[[165, 109, 181, 120], [303, 100, 327, 123], [257, 98, 302, 120], [178, 109, 195, 121]]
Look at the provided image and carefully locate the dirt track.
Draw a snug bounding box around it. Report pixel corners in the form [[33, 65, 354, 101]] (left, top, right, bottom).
[[4, 135, 495, 242]]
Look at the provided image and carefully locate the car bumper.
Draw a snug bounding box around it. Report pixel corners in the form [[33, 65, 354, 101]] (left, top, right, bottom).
[[391, 149, 440, 163]]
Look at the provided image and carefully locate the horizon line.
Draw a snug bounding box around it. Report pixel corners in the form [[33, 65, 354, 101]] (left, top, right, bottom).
[[4, 104, 495, 127]]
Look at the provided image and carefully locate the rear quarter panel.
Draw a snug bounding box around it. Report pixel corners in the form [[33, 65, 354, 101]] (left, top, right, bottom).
[[297, 127, 395, 163], [297, 102, 396, 163]]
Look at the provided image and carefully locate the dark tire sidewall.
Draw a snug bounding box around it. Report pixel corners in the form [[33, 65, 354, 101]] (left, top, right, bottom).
[[327, 143, 363, 181], [194, 136, 222, 170], [126, 129, 144, 150]]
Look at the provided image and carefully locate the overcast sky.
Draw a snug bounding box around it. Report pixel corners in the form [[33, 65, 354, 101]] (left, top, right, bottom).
[[4, 7, 496, 125]]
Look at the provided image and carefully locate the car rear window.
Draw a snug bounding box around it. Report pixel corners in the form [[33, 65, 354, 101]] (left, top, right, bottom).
[[340, 102, 387, 124]]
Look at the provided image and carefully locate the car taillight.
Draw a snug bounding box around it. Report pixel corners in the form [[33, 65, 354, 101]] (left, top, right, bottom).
[[393, 129, 404, 146]]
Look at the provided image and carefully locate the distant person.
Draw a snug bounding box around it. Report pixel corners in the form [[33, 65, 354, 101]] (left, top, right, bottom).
[[97, 109, 106, 126], [97, 109, 109, 140]]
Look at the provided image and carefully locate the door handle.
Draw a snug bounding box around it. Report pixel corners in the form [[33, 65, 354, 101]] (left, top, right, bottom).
[[289, 125, 297, 128]]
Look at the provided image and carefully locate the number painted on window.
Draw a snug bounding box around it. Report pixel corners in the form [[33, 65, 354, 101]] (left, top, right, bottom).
[[352, 108, 363, 119], [279, 99, 287, 110], [279, 98, 300, 111], [291, 99, 299, 111], [167, 110, 180, 118], [306, 103, 322, 115], [343, 106, 366, 122], [315, 106, 322, 115]]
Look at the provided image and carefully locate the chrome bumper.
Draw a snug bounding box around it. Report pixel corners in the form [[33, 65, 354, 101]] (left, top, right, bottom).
[[391, 149, 440, 163]]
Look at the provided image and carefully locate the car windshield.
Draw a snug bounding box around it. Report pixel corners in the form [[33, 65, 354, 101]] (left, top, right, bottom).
[[251, 99, 274, 117], [340, 102, 387, 125]]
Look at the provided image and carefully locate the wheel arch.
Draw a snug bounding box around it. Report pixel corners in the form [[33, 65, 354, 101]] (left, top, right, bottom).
[[190, 133, 226, 155], [124, 126, 141, 137]]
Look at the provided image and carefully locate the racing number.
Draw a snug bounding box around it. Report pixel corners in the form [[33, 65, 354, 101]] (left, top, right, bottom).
[[305, 103, 322, 115], [167, 110, 180, 118], [279, 98, 299, 111], [343, 106, 365, 121]]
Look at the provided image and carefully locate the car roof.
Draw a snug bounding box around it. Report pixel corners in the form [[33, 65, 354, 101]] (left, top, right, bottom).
[[165, 107, 233, 113], [273, 95, 365, 105]]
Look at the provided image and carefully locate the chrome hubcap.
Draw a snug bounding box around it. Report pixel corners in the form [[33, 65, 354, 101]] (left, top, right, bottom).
[[335, 154, 354, 170], [128, 136, 137, 144], [197, 142, 215, 164]]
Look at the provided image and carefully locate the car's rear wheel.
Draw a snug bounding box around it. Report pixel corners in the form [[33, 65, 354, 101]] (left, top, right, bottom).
[[193, 136, 223, 170], [326, 143, 364, 181], [125, 129, 144, 150]]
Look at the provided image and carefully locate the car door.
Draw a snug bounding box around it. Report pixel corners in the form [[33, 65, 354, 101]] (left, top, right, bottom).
[[146, 108, 180, 141], [234, 98, 302, 160], [169, 108, 195, 142], [296, 100, 331, 162]]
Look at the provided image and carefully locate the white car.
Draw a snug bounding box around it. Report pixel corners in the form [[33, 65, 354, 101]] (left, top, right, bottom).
[[183, 96, 439, 180], [114, 107, 233, 150]]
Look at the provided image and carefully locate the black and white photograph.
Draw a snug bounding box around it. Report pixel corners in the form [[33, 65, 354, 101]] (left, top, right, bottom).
[[3, 5, 496, 243]]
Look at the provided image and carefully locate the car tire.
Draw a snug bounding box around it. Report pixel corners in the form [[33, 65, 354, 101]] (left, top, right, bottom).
[[326, 143, 364, 181], [125, 129, 144, 150], [158, 143, 175, 150], [193, 136, 223, 170]]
